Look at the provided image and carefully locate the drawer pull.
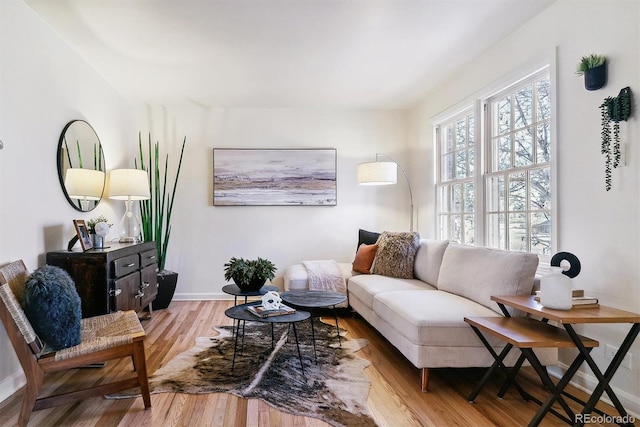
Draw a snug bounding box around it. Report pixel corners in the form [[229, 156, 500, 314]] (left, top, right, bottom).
[[125, 263, 136, 268], [110, 289, 122, 297], [141, 281, 150, 289], [148, 255, 156, 260], [135, 290, 145, 299]]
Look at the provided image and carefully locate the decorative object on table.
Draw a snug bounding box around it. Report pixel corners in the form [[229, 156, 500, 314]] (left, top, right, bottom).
[[247, 303, 296, 318], [213, 148, 337, 206], [600, 87, 632, 191], [357, 153, 414, 231], [135, 132, 186, 309], [223, 257, 276, 292], [106, 321, 375, 427], [261, 290, 282, 310], [86, 215, 112, 249], [576, 54, 607, 90], [70, 219, 93, 251], [108, 169, 150, 243], [540, 251, 581, 310], [24, 265, 82, 351]]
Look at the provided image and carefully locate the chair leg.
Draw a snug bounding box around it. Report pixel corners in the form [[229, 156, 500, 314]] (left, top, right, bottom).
[[19, 371, 43, 427], [132, 341, 151, 409], [421, 368, 430, 392]]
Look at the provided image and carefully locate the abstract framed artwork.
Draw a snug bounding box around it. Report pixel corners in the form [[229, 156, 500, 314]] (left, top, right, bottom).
[[213, 148, 337, 206]]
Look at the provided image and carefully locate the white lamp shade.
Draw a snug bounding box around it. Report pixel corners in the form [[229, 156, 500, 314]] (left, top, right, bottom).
[[357, 161, 397, 185], [64, 168, 105, 200], [108, 169, 150, 200]]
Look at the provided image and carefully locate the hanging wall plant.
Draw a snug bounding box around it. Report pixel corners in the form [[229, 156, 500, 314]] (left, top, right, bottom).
[[576, 54, 607, 90], [600, 87, 632, 191]]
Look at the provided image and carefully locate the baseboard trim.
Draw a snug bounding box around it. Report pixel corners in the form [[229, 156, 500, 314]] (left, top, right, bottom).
[[0, 369, 25, 403], [547, 364, 639, 419]]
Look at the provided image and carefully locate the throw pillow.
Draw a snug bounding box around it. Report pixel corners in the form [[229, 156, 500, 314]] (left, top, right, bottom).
[[24, 265, 82, 351], [357, 229, 380, 252], [372, 231, 421, 279], [352, 243, 379, 274]]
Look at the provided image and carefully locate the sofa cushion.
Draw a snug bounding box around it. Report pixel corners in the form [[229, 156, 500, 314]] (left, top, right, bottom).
[[372, 231, 420, 279], [413, 239, 449, 286], [347, 274, 435, 310], [437, 244, 538, 314], [352, 243, 378, 274], [373, 290, 506, 347]]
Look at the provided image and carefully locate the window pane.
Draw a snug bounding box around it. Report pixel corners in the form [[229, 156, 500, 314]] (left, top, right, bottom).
[[494, 136, 511, 171], [514, 86, 532, 129], [452, 183, 462, 213], [445, 124, 454, 153], [508, 213, 527, 251], [531, 212, 551, 255], [464, 214, 474, 245], [514, 128, 533, 167], [536, 77, 551, 122], [508, 172, 526, 211], [536, 122, 551, 163], [437, 185, 449, 213], [468, 147, 475, 176], [464, 182, 475, 213], [487, 213, 506, 249], [456, 118, 466, 148], [451, 215, 461, 242], [487, 175, 504, 212], [456, 151, 467, 178], [496, 97, 510, 134], [443, 153, 454, 181], [438, 215, 449, 239], [468, 114, 475, 146], [530, 167, 551, 211]]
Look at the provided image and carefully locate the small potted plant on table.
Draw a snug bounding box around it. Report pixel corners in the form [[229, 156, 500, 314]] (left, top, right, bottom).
[[224, 257, 276, 292], [86, 215, 111, 249]]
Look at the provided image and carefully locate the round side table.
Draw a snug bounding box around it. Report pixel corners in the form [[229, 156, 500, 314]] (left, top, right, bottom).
[[222, 283, 279, 305]]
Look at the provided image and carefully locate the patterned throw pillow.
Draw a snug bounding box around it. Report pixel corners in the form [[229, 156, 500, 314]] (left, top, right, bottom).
[[372, 231, 421, 279], [24, 265, 82, 351], [352, 243, 379, 274]]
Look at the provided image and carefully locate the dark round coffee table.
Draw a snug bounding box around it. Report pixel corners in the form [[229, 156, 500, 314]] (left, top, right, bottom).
[[280, 290, 347, 361], [225, 301, 311, 375]]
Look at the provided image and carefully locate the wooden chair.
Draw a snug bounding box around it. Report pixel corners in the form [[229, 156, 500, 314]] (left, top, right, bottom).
[[0, 260, 151, 426]]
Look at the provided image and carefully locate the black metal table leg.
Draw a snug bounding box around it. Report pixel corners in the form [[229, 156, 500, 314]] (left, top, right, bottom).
[[333, 305, 342, 346], [309, 315, 317, 363], [232, 317, 241, 370], [292, 322, 305, 376]]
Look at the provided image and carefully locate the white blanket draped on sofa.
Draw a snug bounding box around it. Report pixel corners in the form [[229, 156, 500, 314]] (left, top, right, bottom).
[[302, 260, 347, 294]]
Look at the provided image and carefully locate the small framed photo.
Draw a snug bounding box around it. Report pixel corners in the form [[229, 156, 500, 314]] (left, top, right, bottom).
[[73, 219, 93, 251]]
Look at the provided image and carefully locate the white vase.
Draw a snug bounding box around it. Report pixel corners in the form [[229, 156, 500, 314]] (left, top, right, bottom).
[[540, 266, 572, 310]]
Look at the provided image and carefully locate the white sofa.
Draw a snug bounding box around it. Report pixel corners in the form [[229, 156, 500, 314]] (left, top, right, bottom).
[[284, 239, 558, 391]]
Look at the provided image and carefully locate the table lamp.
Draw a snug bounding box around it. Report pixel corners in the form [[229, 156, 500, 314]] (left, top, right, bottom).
[[108, 169, 150, 243], [64, 168, 105, 211]]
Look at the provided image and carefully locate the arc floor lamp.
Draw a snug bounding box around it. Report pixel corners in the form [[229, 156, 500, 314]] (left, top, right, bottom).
[[357, 153, 414, 232]]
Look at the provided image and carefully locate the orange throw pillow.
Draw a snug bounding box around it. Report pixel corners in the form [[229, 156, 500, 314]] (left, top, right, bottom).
[[352, 243, 379, 274]]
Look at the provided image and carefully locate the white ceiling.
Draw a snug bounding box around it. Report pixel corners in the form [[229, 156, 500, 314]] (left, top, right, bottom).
[[25, 0, 555, 109]]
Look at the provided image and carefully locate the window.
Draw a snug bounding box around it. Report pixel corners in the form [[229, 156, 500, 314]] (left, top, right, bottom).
[[435, 67, 552, 256], [436, 108, 476, 245]]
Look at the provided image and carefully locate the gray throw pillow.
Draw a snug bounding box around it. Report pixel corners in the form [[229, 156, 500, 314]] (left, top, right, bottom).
[[372, 231, 421, 279]]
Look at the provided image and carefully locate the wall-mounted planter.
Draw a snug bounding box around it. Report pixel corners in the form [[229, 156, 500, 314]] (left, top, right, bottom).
[[584, 63, 607, 90], [600, 87, 632, 191]]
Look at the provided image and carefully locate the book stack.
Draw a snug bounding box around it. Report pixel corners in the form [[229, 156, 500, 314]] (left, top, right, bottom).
[[534, 290, 599, 308], [247, 304, 296, 318]]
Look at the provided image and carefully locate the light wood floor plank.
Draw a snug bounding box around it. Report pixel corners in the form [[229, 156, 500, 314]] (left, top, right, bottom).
[[0, 300, 619, 426]]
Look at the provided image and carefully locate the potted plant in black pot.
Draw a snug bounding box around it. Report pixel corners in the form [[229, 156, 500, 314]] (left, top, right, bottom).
[[136, 132, 186, 309], [86, 215, 111, 249], [223, 257, 276, 292], [576, 54, 607, 90]]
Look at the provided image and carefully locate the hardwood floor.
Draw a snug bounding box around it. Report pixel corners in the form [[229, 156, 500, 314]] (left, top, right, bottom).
[[0, 300, 619, 426]]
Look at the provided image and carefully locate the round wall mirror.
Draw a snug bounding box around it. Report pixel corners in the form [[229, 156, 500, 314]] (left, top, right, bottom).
[[57, 120, 106, 212]]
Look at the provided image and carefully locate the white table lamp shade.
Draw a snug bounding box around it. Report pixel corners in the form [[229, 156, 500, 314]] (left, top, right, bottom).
[[108, 169, 150, 200], [357, 161, 397, 185], [64, 168, 105, 200]]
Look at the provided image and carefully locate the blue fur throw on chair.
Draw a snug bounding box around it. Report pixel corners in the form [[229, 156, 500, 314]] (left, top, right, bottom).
[[24, 265, 82, 351]]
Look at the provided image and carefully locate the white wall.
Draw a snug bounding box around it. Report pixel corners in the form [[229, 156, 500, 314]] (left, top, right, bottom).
[[0, 0, 135, 402], [138, 105, 410, 298], [409, 0, 640, 415]]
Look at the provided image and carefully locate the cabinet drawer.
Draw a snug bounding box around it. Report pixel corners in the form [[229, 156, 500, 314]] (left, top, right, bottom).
[[114, 254, 139, 278], [113, 272, 140, 311], [140, 249, 158, 268], [139, 265, 158, 308]]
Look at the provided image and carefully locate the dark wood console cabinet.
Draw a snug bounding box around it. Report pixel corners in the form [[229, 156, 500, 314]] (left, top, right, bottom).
[[46, 242, 158, 318]]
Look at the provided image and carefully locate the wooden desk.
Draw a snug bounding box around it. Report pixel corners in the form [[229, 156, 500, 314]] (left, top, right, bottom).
[[492, 295, 640, 427]]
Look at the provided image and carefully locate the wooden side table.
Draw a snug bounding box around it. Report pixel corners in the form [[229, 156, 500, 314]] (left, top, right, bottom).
[[492, 295, 640, 427]]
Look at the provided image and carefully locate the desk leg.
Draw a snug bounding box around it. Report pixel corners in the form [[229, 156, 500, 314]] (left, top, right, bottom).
[[566, 323, 640, 426]]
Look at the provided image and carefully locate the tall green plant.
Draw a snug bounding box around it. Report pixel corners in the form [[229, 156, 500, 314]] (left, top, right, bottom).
[[135, 132, 186, 270]]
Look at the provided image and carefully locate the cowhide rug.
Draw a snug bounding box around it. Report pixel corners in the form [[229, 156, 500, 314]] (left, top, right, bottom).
[[109, 319, 376, 427]]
